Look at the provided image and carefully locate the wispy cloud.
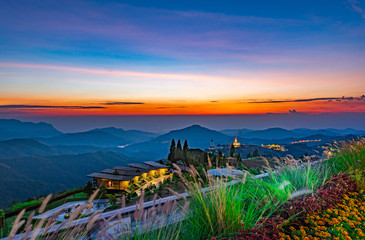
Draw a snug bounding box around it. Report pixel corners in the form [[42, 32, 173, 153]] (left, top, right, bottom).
[[247, 95, 365, 103], [0, 62, 255, 84], [102, 102, 144, 105], [0, 105, 105, 109], [347, 0, 365, 18]]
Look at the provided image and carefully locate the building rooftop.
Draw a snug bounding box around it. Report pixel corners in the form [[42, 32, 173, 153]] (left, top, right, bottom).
[[100, 169, 142, 176], [127, 163, 154, 170], [144, 161, 169, 169], [87, 172, 135, 181], [113, 166, 141, 172]]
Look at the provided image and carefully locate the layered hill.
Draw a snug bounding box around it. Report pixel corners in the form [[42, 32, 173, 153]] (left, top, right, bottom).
[[0, 119, 62, 140], [122, 125, 234, 160], [0, 151, 138, 208]]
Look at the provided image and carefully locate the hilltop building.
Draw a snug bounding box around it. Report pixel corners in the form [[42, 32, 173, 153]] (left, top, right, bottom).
[[209, 138, 215, 149], [87, 161, 171, 192], [232, 137, 241, 148], [261, 144, 286, 152]]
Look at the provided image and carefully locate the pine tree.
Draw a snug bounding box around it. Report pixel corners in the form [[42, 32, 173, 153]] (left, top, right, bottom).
[[237, 153, 242, 162], [182, 140, 189, 164], [177, 140, 182, 151], [183, 140, 189, 151], [168, 139, 176, 162], [0, 209, 4, 237], [230, 144, 235, 157], [253, 148, 260, 157]]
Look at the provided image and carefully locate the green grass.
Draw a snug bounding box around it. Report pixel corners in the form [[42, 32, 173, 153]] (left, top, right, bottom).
[[6, 139, 365, 240], [43, 192, 89, 212], [5, 200, 42, 213]]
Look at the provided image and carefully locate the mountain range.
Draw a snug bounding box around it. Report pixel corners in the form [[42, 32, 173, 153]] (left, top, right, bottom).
[[221, 127, 365, 140], [0, 119, 364, 208]]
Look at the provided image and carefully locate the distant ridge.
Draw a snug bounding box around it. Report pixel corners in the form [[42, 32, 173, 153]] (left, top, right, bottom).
[[0, 119, 62, 140], [221, 127, 365, 140], [40, 127, 158, 147], [122, 124, 233, 160], [0, 151, 138, 208]]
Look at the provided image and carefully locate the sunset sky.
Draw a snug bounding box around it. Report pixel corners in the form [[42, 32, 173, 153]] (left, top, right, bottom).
[[0, 0, 365, 130]]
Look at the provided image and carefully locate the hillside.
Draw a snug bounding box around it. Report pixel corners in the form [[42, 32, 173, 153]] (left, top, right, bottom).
[[0, 151, 138, 208], [221, 127, 365, 140], [40, 131, 128, 147], [91, 127, 157, 143], [0, 119, 62, 140], [0, 138, 108, 159], [40, 128, 158, 148], [0, 138, 56, 159], [122, 125, 233, 160]]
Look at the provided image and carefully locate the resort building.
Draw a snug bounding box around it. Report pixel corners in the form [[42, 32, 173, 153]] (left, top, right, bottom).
[[87, 161, 171, 192]]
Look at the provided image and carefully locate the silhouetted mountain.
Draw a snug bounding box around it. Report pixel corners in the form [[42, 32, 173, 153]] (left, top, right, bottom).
[[324, 128, 365, 136], [241, 128, 298, 139], [0, 151, 138, 208], [291, 128, 340, 137], [0, 119, 62, 140], [0, 138, 107, 159], [0, 138, 55, 159], [221, 127, 365, 140], [241, 134, 361, 146], [90, 127, 158, 143], [122, 125, 233, 160], [40, 131, 128, 147], [39, 127, 158, 148], [221, 128, 254, 136]]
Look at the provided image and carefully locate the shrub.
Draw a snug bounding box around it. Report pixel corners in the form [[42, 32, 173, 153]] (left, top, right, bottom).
[[284, 190, 365, 240], [234, 173, 358, 239]]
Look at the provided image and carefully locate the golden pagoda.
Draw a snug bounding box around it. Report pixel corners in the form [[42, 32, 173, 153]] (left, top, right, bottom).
[[232, 137, 241, 148]]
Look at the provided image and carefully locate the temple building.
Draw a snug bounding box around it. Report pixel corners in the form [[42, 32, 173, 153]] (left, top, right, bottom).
[[232, 137, 241, 148]]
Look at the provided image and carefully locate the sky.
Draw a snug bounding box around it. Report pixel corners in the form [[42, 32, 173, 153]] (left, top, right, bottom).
[[0, 0, 365, 131]]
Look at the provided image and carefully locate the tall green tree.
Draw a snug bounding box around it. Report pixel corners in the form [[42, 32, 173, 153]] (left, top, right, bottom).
[[0, 209, 5, 238], [253, 148, 260, 157], [168, 139, 176, 162], [230, 144, 235, 157], [237, 153, 242, 162], [176, 140, 182, 151], [183, 140, 189, 151], [183, 140, 189, 164]]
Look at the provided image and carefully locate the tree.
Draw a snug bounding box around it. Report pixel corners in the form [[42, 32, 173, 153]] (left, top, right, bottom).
[[176, 140, 182, 151], [168, 139, 176, 162], [0, 209, 4, 238], [183, 140, 189, 164], [218, 150, 223, 167], [237, 153, 242, 162], [253, 148, 260, 157], [230, 144, 235, 157], [183, 140, 189, 151], [84, 181, 95, 197]]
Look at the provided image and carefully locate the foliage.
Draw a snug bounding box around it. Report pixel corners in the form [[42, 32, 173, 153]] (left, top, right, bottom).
[[265, 156, 331, 196], [283, 190, 365, 240], [234, 173, 357, 239], [175, 165, 284, 240], [5, 200, 42, 213], [324, 138, 365, 175]]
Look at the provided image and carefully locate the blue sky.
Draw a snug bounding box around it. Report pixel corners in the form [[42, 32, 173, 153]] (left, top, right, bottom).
[[0, 0, 364, 130]]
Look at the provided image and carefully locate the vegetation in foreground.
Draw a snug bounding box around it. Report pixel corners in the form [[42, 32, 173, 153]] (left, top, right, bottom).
[[2, 138, 365, 240]]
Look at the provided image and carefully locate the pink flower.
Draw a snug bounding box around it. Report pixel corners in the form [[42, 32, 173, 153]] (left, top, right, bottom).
[[356, 150, 361, 153], [355, 169, 359, 172]]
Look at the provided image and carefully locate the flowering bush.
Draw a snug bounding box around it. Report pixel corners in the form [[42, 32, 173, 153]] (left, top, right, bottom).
[[234, 173, 358, 240], [282, 190, 365, 240]]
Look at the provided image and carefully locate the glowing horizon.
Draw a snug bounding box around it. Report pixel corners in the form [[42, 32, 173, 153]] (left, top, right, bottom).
[[0, 0, 364, 118]]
